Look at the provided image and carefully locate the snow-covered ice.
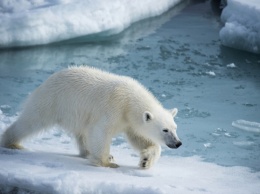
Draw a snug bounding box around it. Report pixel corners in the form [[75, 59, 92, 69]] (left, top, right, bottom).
[[1, 0, 260, 54], [220, 0, 260, 54], [0, 0, 182, 47], [1, 149, 260, 194], [0, 111, 260, 194]]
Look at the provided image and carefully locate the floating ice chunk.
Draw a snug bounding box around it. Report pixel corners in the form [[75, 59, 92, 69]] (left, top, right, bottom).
[[232, 120, 260, 133], [204, 143, 212, 148], [224, 133, 231, 137], [224, 132, 238, 138], [233, 141, 255, 147], [211, 132, 221, 137], [0, 105, 11, 109], [226, 63, 236, 68], [204, 62, 211, 67], [0, 0, 183, 47], [206, 71, 216, 76], [220, 0, 260, 54]]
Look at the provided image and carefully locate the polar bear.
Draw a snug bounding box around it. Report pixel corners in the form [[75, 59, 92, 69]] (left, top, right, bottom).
[[1, 66, 181, 169]]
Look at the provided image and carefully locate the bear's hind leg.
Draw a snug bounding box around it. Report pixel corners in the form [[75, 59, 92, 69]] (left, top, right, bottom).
[[87, 122, 119, 168], [76, 132, 115, 164], [76, 135, 90, 158], [1, 115, 51, 149], [88, 138, 119, 168], [1, 121, 26, 149]]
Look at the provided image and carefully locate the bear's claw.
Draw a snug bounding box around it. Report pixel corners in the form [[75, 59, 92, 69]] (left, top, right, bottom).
[[108, 163, 119, 168], [140, 157, 152, 169], [108, 155, 115, 162], [8, 144, 24, 150], [139, 146, 160, 169]]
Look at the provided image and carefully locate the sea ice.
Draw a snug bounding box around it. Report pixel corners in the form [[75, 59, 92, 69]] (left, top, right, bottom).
[[226, 63, 236, 68], [232, 120, 260, 133], [220, 0, 260, 54], [206, 71, 216, 76], [0, 0, 182, 47]]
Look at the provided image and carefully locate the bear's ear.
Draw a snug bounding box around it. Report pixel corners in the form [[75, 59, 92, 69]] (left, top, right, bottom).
[[143, 111, 154, 123], [170, 108, 178, 117]]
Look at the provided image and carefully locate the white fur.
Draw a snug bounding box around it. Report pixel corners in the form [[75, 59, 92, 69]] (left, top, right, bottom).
[[1, 66, 180, 169]]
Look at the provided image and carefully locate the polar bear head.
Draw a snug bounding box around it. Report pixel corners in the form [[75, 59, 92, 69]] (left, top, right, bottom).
[[141, 108, 182, 149]]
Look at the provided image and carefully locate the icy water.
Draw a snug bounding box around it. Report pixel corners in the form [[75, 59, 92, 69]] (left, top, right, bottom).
[[0, 1, 260, 171]]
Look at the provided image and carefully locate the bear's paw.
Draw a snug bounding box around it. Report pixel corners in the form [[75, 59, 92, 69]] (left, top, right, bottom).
[[7, 144, 24, 150], [107, 163, 120, 168], [139, 149, 156, 169], [108, 155, 115, 163]]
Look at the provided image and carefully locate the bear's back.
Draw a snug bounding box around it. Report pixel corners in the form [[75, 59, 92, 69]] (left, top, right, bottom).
[[36, 66, 162, 114]]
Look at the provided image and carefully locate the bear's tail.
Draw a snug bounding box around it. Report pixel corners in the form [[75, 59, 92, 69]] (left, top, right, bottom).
[[1, 122, 24, 149]]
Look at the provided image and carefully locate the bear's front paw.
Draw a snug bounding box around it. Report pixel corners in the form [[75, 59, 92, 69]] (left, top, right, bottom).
[[8, 144, 24, 150], [108, 155, 115, 163], [107, 155, 119, 168], [139, 146, 160, 169], [89, 155, 119, 168], [140, 157, 151, 169], [139, 154, 155, 169], [107, 163, 119, 168]]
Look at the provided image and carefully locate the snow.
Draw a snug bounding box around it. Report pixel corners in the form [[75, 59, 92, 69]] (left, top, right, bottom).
[[1, 111, 260, 194], [0, 0, 181, 48], [220, 0, 260, 54]]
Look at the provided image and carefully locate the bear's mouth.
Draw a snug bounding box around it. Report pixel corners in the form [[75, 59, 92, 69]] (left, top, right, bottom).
[[166, 141, 182, 149]]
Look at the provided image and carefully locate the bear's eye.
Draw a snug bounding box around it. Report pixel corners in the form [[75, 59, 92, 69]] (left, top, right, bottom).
[[163, 129, 169, 133]]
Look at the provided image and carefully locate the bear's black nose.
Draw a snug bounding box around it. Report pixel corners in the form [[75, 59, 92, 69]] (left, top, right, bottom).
[[176, 141, 182, 148]]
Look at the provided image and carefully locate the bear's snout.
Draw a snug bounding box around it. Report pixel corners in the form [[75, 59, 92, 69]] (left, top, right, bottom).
[[163, 130, 182, 149], [166, 141, 182, 149], [176, 141, 182, 148]]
